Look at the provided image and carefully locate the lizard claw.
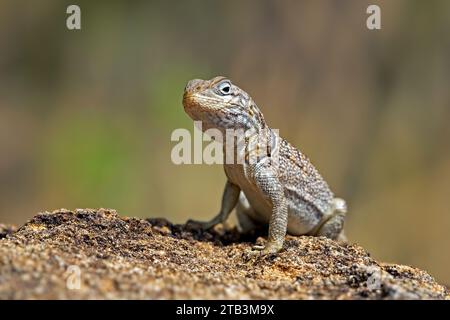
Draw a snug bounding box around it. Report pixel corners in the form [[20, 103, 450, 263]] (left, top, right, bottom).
[[248, 242, 283, 257], [252, 245, 265, 251]]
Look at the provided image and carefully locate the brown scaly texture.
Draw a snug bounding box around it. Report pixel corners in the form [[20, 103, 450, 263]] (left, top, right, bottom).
[[0, 208, 448, 299]]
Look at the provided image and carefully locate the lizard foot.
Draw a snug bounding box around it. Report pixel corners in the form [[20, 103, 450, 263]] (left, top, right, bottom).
[[249, 242, 283, 256], [185, 219, 216, 231]]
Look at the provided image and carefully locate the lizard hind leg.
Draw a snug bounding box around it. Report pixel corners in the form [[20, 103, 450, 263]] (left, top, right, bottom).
[[315, 198, 347, 242]]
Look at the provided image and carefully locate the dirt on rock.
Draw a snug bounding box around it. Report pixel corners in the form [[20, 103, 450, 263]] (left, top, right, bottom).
[[0, 208, 448, 299]]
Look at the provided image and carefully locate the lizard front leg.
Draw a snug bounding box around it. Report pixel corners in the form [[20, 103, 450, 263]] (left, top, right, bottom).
[[187, 180, 240, 230], [252, 167, 288, 255]]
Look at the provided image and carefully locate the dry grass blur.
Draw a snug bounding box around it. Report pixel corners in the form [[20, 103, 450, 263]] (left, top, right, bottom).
[[0, 1, 449, 284]]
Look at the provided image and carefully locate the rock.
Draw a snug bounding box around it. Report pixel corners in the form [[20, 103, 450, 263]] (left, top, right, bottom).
[[0, 224, 16, 239], [0, 208, 448, 299]]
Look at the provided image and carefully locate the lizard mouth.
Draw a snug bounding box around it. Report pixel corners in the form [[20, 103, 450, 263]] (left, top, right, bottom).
[[182, 92, 196, 111], [183, 92, 223, 112]]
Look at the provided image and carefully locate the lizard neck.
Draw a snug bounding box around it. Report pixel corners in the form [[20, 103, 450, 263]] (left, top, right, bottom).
[[244, 99, 267, 133], [220, 97, 277, 165], [222, 125, 278, 166]]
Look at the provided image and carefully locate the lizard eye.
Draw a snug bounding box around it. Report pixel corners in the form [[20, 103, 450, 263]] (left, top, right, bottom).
[[217, 81, 231, 95]]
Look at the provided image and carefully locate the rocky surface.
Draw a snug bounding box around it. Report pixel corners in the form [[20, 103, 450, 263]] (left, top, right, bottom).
[[0, 208, 448, 299], [0, 224, 16, 240]]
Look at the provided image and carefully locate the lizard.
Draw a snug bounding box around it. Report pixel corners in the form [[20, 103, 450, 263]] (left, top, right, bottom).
[[182, 76, 347, 255]]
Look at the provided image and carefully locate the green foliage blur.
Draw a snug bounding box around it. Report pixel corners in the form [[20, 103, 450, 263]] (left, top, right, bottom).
[[0, 1, 449, 284]]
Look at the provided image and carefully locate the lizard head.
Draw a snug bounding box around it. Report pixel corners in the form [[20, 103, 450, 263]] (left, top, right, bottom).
[[183, 76, 266, 133]]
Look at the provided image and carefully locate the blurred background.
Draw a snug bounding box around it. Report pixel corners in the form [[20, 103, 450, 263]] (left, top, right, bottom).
[[0, 0, 449, 284]]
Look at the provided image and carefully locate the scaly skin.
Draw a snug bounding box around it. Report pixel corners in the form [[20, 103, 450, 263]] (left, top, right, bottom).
[[183, 76, 347, 255]]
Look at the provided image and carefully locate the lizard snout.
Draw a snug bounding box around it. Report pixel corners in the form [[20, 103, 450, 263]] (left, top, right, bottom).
[[184, 79, 203, 94]]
